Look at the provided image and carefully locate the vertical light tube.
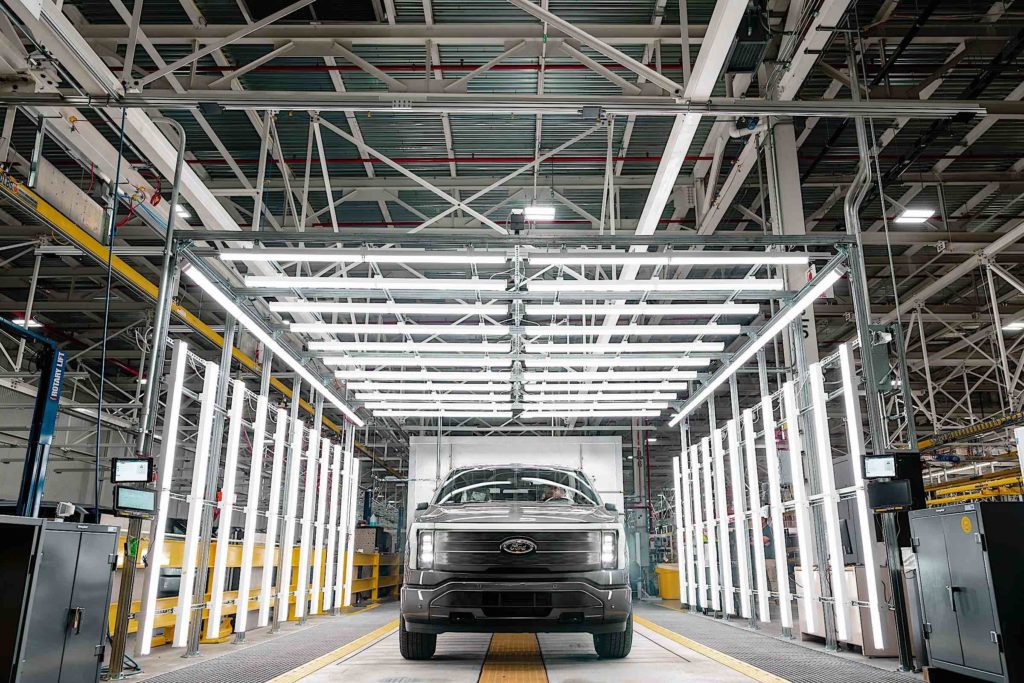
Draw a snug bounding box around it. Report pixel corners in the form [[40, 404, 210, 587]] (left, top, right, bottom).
[[173, 361, 219, 647], [700, 437, 721, 612], [712, 428, 734, 615], [671, 456, 686, 604], [309, 439, 331, 614], [334, 425, 355, 609], [808, 363, 850, 641], [727, 419, 752, 619], [258, 408, 288, 627], [323, 443, 343, 612], [743, 409, 771, 622], [295, 426, 321, 618], [760, 399, 793, 629], [838, 343, 885, 647], [680, 427, 697, 607], [689, 444, 707, 608], [136, 340, 188, 656], [235, 393, 269, 635], [207, 379, 247, 638], [782, 380, 818, 633], [278, 418, 304, 620], [342, 457, 362, 607]]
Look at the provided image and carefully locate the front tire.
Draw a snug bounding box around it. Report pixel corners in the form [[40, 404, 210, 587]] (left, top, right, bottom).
[[593, 611, 632, 659], [399, 617, 437, 660]]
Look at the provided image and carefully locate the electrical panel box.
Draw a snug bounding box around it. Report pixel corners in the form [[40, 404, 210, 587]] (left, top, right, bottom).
[[0, 515, 118, 683], [909, 503, 1024, 683]]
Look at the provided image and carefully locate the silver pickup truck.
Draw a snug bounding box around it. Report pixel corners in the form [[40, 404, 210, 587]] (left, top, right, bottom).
[[400, 464, 632, 660]]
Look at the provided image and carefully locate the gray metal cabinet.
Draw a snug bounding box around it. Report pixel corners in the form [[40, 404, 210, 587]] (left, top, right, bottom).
[[0, 516, 119, 683], [910, 503, 1024, 683]]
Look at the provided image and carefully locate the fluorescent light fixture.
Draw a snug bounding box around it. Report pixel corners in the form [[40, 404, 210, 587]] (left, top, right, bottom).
[[523, 393, 676, 402], [524, 205, 556, 220], [679, 431, 696, 607], [367, 402, 512, 410], [672, 456, 688, 604], [324, 356, 512, 368], [291, 323, 509, 336], [221, 248, 507, 264], [245, 275, 506, 291], [525, 324, 740, 336], [758, 401, 792, 629], [689, 444, 708, 608], [175, 205, 191, 219], [711, 428, 734, 615], [525, 303, 759, 316], [184, 266, 363, 426], [525, 382, 688, 392], [308, 439, 332, 615], [1003, 321, 1024, 331], [648, 437, 659, 443], [529, 252, 810, 266], [336, 370, 512, 381], [271, 301, 507, 316], [518, 409, 662, 418], [322, 443, 343, 613], [528, 278, 784, 293], [522, 370, 698, 381], [727, 419, 752, 620], [342, 458, 360, 607], [700, 437, 721, 612], [525, 356, 710, 368], [11, 317, 42, 328], [744, 408, 771, 623], [356, 392, 510, 401], [781, 382, 817, 633], [524, 342, 724, 353], [894, 208, 935, 224], [311, 341, 511, 353], [347, 382, 511, 392], [258, 408, 288, 627], [525, 402, 669, 410], [374, 410, 513, 418], [668, 263, 846, 427]]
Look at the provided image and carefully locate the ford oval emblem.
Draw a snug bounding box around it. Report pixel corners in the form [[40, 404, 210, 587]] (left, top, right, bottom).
[[500, 538, 537, 555]]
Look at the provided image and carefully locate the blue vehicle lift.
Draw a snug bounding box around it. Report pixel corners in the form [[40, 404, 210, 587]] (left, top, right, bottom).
[[0, 316, 68, 517]]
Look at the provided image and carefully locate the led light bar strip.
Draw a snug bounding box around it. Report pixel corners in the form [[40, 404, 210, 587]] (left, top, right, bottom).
[[760, 398, 792, 629], [374, 410, 514, 418], [347, 382, 511, 392], [524, 342, 724, 353], [334, 424, 355, 610], [277, 418, 304, 620], [838, 343, 885, 647], [367, 401, 667, 411], [309, 438, 332, 615], [336, 370, 512, 381], [529, 252, 810, 266], [727, 419, 752, 620], [525, 303, 760, 316], [294, 425, 320, 619], [293, 323, 509, 336], [672, 455, 688, 606], [525, 382, 689, 392], [518, 409, 662, 418], [528, 278, 785, 292], [522, 392, 677, 401], [258, 408, 288, 627], [342, 458, 361, 607], [526, 324, 740, 336], [522, 371, 698, 381], [781, 381, 818, 632], [235, 392, 269, 635], [184, 266, 363, 426], [678, 428, 697, 607], [310, 341, 511, 353], [525, 356, 710, 368], [690, 444, 708, 608], [712, 428, 734, 615], [136, 341, 188, 657], [668, 262, 847, 427], [368, 401, 513, 410], [273, 301, 507, 316], [322, 443, 343, 613], [325, 356, 512, 368], [173, 360, 219, 647], [745, 407, 771, 623], [808, 361, 850, 642], [700, 437, 721, 612], [246, 275, 507, 291], [356, 392, 511, 402], [222, 247, 508, 264], [207, 379, 247, 638]]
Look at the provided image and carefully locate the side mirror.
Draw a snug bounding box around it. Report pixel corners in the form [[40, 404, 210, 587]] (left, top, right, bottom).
[[604, 503, 617, 512], [416, 502, 429, 511]]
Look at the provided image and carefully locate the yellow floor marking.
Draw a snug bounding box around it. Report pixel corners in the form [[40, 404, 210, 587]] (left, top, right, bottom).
[[268, 614, 398, 683], [634, 615, 790, 683], [478, 633, 548, 683]]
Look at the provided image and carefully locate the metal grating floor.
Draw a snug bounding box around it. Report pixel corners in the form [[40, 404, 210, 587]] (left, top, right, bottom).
[[141, 604, 399, 683], [635, 603, 922, 683]]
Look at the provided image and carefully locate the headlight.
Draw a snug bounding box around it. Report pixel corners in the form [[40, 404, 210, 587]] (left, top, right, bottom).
[[601, 530, 617, 569], [417, 530, 434, 569]]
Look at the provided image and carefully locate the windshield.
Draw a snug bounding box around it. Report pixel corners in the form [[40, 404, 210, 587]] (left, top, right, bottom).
[[434, 466, 600, 506]]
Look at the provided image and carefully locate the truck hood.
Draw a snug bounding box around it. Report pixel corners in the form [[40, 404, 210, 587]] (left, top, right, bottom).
[[417, 502, 615, 526]]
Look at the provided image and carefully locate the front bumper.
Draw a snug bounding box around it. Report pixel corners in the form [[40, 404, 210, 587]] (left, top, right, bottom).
[[401, 580, 632, 634]]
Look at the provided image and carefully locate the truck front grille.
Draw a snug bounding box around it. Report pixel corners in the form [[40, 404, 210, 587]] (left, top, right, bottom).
[[433, 530, 601, 572]]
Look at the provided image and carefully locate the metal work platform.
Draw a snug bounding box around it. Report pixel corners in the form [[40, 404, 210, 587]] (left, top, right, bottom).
[[131, 601, 925, 683]]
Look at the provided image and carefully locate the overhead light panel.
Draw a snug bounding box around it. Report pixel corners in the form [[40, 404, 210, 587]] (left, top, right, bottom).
[[525, 342, 723, 353], [528, 252, 810, 266], [525, 324, 740, 336], [524, 303, 759, 316], [519, 410, 662, 418], [311, 341, 511, 353], [374, 410, 513, 418], [324, 356, 512, 368], [272, 302, 506, 316], [894, 208, 935, 224], [356, 393, 510, 402], [524, 382, 689, 392], [523, 370, 698, 381], [221, 248, 507, 264], [246, 276, 507, 291], [524, 356, 710, 368], [523, 205, 556, 220], [528, 279, 783, 293], [336, 370, 512, 381], [346, 382, 511, 392], [291, 323, 510, 336], [523, 393, 676, 401]]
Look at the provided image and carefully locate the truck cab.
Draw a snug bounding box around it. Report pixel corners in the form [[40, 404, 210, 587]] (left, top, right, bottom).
[[400, 464, 632, 660]]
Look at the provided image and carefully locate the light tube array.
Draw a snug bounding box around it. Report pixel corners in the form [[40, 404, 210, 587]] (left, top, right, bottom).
[[235, 393, 268, 635], [528, 252, 810, 266], [700, 437, 721, 612], [325, 356, 512, 368], [366, 401, 667, 411], [524, 303, 760, 316], [347, 382, 511, 392], [746, 406, 772, 623], [727, 419, 752, 620], [374, 410, 514, 418], [712, 428, 734, 615], [528, 278, 785, 292], [246, 275, 508, 291], [525, 356, 710, 368], [690, 444, 708, 607], [760, 399, 793, 629], [222, 247, 508, 264], [184, 266, 363, 426], [292, 322, 509, 336], [310, 341, 511, 353], [518, 409, 662, 418], [272, 301, 507, 316], [367, 401, 511, 410], [526, 324, 740, 336], [668, 264, 846, 426], [781, 381, 818, 633], [336, 370, 512, 381], [524, 342, 724, 353], [258, 409, 288, 627], [309, 439, 331, 615], [525, 382, 689, 392], [522, 370, 698, 381], [523, 392, 676, 401], [356, 392, 510, 402]]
